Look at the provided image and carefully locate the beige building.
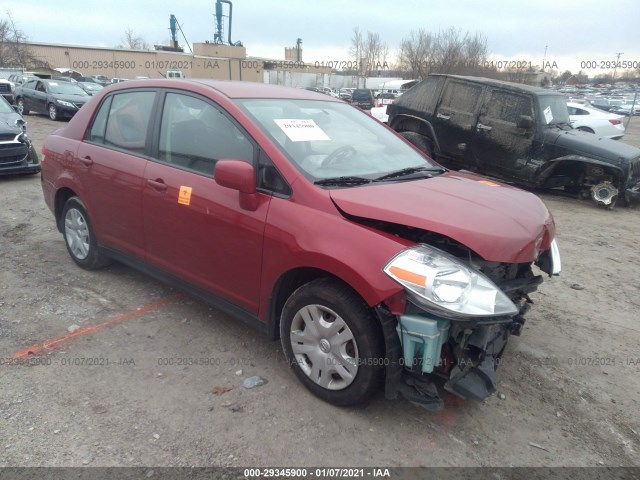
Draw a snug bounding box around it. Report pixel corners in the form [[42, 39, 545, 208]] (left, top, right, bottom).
[[25, 41, 328, 82]]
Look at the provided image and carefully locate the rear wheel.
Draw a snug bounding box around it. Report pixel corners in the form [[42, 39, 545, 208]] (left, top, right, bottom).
[[280, 278, 384, 406], [61, 197, 111, 269], [399, 131, 433, 158]]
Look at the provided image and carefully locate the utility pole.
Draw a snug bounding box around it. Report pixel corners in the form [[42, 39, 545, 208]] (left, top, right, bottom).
[[542, 44, 548, 71], [612, 52, 623, 84]]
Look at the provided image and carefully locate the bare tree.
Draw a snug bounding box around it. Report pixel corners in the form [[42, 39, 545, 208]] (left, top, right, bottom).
[[118, 28, 150, 50], [349, 27, 364, 75], [398, 29, 433, 79], [0, 11, 50, 69], [397, 27, 490, 78]]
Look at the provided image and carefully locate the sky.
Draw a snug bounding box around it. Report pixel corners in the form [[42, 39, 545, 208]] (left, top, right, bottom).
[[5, 0, 640, 76]]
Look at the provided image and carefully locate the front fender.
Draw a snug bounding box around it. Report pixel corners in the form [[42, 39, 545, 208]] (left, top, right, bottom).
[[389, 114, 440, 153], [258, 199, 411, 323]]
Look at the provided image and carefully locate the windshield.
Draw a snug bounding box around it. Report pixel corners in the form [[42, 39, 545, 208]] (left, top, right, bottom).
[[538, 95, 570, 125], [0, 96, 14, 113], [47, 82, 88, 96], [235, 99, 438, 182]]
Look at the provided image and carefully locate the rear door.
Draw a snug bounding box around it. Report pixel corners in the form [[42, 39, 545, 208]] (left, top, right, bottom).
[[142, 90, 270, 314], [75, 90, 157, 258], [469, 88, 536, 180], [433, 79, 483, 168]]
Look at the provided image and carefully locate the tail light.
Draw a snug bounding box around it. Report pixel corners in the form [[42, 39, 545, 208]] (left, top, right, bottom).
[[41, 144, 47, 163], [609, 119, 622, 125]]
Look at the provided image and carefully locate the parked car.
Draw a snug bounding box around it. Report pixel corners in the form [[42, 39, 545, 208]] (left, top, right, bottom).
[[15, 78, 90, 121], [388, 74, 640, 207], [78, 81, 104, 96], [0, 79, 14, 104], [111, 78, 129, 84], [350, 88, 375, 110], [375, 92, 397, 106], [41, 79, 560, 410], [610, 104, 640, 116], [0, 95, 40, 175], [566, 102, 625, 140], [52, 76, 78, 84], [90, 75, 111, 86], [590, 97, 626, 112]]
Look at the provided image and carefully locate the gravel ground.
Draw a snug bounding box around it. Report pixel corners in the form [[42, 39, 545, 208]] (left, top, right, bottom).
[[0, 113, 639, 468]]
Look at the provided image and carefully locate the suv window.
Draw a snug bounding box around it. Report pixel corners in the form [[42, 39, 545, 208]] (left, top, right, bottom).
[[157, 92, 254, 176], [484, 90, 533, 124], [352, 89, 373, 101], [100, 91, 156, 153], [440, 81, 482, 114]]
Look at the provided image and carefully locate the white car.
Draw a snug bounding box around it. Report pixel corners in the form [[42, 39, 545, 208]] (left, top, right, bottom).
[[567, 102, 625, 140], [370, 105, 388, 123]]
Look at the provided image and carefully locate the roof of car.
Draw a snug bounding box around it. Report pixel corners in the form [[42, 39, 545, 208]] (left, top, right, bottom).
[[431, 74, 558, 96], [109, 78, 343, 101]]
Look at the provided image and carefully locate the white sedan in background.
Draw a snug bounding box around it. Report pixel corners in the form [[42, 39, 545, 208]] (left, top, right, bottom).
[[567, 102, 625, 140], [370, 105, 389, 123]]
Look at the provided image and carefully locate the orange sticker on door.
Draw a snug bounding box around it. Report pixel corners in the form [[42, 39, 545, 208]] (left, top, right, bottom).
[[178, 186, 193, 205]]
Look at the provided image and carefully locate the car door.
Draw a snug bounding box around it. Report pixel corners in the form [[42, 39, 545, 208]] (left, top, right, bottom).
[[33, 80, 49, 114], [75, 90, 157, 258], [469, 88, 536, 180], [142, 91, 270, 314], [433, 79, 484, 168], [21, 80, 38, 112]]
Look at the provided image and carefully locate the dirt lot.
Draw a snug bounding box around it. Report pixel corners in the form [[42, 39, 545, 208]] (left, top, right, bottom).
[[1, 113, 639, 469]]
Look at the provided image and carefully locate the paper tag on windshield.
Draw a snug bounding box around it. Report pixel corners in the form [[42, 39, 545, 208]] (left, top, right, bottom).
[[274, 119, 330, 142], [543, 106, 553, 124]]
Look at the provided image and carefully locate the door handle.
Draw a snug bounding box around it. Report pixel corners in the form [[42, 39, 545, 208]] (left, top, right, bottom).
[[477, 123, 493, 132], [79, 156, 93, 166], [147, 178, 168, 192], [437, 112, 451, 120]]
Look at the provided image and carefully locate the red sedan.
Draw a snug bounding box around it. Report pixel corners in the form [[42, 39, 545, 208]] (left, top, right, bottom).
[[41, 79, 560, 410]]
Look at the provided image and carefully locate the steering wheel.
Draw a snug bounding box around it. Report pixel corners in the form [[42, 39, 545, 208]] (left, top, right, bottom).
[[320, 145, 357, 168]]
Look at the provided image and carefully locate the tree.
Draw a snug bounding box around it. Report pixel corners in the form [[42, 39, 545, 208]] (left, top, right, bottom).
[[349, 27, 364, 75], [0, 11, 50, 69], [118, 28, 150, 50], [398, 29, 433, 79]]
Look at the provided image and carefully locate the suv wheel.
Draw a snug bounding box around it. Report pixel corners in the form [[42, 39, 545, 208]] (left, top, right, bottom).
[[280, 278, 384, 406], [399, 131, 433, 158], [61, 197, 111, 269]]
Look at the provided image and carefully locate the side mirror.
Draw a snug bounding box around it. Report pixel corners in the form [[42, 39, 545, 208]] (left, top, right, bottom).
[[517, 115, 533, 129], [214, 159, 258, 210]]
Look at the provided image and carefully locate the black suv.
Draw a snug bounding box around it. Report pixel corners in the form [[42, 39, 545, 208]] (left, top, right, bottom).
[[350, 89, 375, 110], [388, 74, 640, 207]]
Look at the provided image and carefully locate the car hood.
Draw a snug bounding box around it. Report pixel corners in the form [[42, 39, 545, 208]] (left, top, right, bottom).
[[547, 127, 640, 161], [0, 112, 24, 133], [329, 172, 555, 263]]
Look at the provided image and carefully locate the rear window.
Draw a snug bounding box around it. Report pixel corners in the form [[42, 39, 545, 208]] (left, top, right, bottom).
[[352, 90, 372, 101]]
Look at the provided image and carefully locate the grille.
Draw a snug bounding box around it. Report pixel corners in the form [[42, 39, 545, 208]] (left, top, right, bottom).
[[0, 133, 18, 142], [0, 153, 27, 165], [0, 84, 10, 93]]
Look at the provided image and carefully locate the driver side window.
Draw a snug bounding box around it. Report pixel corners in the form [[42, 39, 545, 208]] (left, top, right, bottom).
[[157, 92, 254, 176]]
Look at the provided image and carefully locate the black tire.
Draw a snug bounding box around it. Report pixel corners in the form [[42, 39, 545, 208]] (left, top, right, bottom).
[[577, 126, 595, 134], [61, 197, 111, 270], [48, 103, 59, 121], [399, 131, 433, 158], [16, 98, 28, 115], [280, 278, 384, 406]]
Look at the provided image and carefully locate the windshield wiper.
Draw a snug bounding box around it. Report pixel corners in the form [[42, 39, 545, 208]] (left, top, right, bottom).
[[374, 166, 445, 181], [314, 176, 372, 186]]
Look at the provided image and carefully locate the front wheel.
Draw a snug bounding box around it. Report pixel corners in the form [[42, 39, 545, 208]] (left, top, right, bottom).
[[280, 278, 384, 406], [61, 197, 111, 269], [48, 103, 59, 121], [399, 131, 433, 158]]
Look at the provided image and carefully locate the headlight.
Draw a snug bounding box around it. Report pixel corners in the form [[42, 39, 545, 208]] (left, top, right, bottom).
[[56, 100, 74, 107], [383, 245, 518, 319]]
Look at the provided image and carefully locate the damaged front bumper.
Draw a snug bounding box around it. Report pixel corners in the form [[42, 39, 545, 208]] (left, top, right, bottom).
[[376, 306, 526, 411]]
